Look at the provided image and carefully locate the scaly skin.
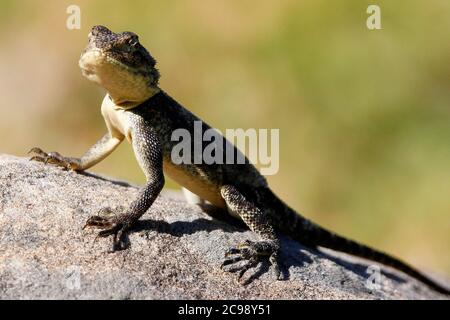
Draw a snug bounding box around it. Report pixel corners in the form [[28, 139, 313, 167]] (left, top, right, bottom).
[[30, 25, 450, 293]]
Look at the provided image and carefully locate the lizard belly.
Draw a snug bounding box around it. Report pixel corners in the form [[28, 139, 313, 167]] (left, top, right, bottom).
[[101, 95, 132, 140], [101, 96, 228, 210], [163, 158, 226, 209]]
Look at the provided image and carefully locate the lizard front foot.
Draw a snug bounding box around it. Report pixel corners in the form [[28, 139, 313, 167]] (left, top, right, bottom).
[[28, 147, 79, 170], [83, 206, 130, 251], [221, 239, 282, 284]]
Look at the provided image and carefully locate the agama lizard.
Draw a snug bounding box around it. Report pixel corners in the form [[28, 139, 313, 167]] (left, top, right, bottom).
[[29, 25, 449, 294]]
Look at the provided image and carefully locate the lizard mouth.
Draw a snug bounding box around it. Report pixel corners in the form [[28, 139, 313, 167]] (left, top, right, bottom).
[[78, 48, 125, 84], [79, 49, 105, 71], [79, 47, 135, 77], [78, 47, 159, 106]]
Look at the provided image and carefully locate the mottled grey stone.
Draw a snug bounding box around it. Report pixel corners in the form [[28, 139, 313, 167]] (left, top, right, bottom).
[[0, 154, 448, 299]]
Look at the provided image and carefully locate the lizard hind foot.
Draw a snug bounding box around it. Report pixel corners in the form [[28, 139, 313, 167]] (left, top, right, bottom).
[[221, 240, 282, 284]]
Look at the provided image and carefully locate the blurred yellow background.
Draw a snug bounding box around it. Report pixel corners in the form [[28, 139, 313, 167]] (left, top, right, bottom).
[[0, 0, 449, 276]]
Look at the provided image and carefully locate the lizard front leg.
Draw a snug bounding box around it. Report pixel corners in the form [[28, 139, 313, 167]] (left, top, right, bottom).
[[220, 185, 282, 283], [29, 133, 123, 171], [84, 118, 164, 251]]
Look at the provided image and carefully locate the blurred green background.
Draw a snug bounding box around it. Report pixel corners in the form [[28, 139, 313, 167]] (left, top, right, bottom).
[[0, 0, 449, 276]]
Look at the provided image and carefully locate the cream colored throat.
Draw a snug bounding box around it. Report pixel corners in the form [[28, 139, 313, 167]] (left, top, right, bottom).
[[79, 49, 160, 109]]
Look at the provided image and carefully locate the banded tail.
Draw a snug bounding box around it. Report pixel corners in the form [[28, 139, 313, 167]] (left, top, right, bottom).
[[261, 188, 450, 295]]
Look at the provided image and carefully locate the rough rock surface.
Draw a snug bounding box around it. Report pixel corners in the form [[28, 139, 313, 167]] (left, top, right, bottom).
[[0, 153, 448, 299]]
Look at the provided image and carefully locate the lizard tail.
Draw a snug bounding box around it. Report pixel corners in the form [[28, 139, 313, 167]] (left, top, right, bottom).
[[293, 215, 450, 295], [261, 188, 450, 295]]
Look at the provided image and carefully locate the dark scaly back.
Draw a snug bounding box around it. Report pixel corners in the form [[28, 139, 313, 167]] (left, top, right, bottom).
[[257, 187, 450, 295], [132, 90, 268, 189]]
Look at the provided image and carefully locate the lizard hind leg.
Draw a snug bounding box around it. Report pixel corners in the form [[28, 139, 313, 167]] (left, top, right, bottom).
[[220, 185, 282, 284]]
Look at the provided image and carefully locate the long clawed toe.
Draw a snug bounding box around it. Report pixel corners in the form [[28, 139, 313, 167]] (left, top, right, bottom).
[[221, 240, 282, 284], [223, 257, 259, 281], [83, 215, 114, 230], [28, 147, 47, 159], [83, 208, 128, 251], [28, 147, 71, 169]]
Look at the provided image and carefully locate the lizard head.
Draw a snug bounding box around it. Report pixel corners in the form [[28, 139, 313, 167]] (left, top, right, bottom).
[[79, 25, 160, 108]]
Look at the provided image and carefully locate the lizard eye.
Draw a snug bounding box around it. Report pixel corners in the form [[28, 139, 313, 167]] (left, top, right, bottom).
[[128, 38, 138, 47]]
